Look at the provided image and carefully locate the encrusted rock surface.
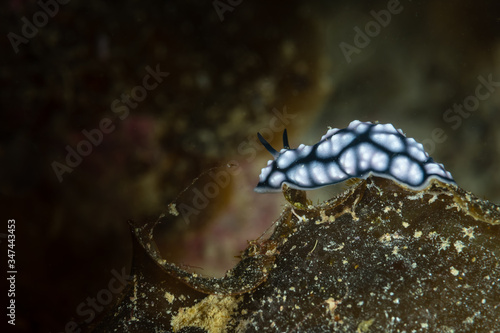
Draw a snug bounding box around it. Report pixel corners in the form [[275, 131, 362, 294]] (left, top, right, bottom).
[[90, 177, 500, 332]]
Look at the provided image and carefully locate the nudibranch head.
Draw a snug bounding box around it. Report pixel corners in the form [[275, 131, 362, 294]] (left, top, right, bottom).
[[254, 120, 455, 193]]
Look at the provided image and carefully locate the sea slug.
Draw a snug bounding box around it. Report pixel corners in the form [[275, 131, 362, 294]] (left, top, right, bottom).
[[255, 120, 455, 193]]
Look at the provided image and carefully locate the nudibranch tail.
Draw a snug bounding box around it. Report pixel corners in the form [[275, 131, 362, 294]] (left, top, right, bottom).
[[254, 120, 456, 193]]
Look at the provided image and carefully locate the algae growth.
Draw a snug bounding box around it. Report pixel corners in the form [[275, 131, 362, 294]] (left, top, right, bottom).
[[89, 177, 499, 332]]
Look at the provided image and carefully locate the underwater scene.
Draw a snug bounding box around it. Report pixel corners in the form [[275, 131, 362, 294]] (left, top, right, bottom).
[[2, 1, 500, 332]]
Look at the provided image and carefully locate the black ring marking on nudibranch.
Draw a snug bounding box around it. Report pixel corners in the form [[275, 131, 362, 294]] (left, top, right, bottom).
[[255, 121, 456, 193]]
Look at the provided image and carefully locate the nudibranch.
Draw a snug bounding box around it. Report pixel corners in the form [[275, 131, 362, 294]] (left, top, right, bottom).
[[254, 120, 455, 193]]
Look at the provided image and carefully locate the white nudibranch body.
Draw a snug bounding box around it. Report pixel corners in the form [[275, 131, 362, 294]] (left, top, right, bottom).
[[254, 120, 455, 193]]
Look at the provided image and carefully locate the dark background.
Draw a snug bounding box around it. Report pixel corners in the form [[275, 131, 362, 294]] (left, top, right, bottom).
[[1, 0, 499, 332]]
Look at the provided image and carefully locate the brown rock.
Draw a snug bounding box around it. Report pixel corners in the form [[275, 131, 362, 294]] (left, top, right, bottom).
[[90, 177, 500, 332]]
